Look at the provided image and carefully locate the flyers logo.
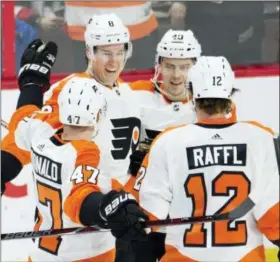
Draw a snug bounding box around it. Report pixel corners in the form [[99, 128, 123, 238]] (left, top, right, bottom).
[[111, 117, 141, 160]]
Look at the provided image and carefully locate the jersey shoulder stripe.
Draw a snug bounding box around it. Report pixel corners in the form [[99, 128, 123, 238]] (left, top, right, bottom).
[[241, 121, 275, 135]]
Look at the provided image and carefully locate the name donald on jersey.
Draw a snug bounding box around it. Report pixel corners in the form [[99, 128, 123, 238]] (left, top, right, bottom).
[[187, 144, 247, 169], [31, 148, 62, 184]]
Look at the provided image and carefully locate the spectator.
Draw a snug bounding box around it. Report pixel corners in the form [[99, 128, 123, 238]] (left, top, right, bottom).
[[14, 2, 72, 73], [64, 1, 159, 71], [169, 1, 265, 65], [15, 19, 37, 73], [14, 3, 64, 33]]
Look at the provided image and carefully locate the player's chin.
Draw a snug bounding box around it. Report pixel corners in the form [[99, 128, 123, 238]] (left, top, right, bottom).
[[104, 71, 120, 81], [169, 86, 185, 96]]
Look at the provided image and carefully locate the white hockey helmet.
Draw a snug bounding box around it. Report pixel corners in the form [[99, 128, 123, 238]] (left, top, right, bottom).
[[188, 56, 235, 100], [155, 29, 201, 64], [58, 78, 108, 127], [84, 13, 132, 60]]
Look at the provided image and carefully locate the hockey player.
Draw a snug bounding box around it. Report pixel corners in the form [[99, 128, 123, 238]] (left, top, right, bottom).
[[40, 13, 141, 188], [2, 41, 147, 261], [127, 29, 237, 177], [131, 29, 201, 139], [21, 79, 147, 261], [133, 56, 280, 261]]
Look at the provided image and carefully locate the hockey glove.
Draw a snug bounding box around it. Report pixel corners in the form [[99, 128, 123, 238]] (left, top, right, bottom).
[[99, 190, 148, 241], [18, 38, 58, 91], [128, 138, 152, 177]]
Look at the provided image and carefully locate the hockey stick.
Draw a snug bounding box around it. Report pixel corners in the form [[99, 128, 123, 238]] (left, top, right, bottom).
[[1, 119, 9, 130], [1, 197, 255, 241]]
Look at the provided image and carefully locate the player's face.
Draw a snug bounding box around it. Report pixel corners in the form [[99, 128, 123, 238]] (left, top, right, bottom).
[[91, 44, 126, 87], [161, 58, 194, 97]]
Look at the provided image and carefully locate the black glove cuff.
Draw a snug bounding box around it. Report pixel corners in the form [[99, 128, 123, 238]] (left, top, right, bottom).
[[19, 75, 49, 91], [79, 192, 105, 226], [16, 84, 44, 109]]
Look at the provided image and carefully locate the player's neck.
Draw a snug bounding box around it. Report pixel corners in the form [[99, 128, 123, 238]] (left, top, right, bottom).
[[196, 110, 226, 121], [62, 126, 93, 142]]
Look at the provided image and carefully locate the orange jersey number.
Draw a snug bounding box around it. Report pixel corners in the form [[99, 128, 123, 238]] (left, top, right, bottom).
[[184, 171, 250, 247], [36, 181, 63, 255]]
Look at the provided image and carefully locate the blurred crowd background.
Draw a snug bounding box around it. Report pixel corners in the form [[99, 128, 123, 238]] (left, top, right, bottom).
[[5, 1, 280, 74]]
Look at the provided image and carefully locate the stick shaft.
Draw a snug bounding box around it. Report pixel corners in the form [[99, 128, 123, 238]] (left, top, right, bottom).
[[2, 197, 255, 241]]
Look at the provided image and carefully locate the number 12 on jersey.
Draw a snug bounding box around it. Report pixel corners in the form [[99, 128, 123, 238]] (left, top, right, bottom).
[[184, 171, 250, 247]]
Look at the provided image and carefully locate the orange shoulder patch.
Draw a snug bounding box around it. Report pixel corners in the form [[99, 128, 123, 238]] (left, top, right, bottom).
[[129, 80, 155, 93]]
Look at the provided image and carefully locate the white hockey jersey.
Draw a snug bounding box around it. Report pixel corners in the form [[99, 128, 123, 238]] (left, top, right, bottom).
[[11, 107, 116, 261], [129, 80, 195, 141], [138, 118, 279, 262]]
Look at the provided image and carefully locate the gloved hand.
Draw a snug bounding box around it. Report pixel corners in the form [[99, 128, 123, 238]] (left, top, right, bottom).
[[99, 190, 148, 241], [18, 38, 58, 91], [128, 138, 152, 177]]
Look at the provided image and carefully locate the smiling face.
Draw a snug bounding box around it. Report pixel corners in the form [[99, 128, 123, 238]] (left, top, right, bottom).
[[89, 44, 126, 87], [160, 57, 195, 97]]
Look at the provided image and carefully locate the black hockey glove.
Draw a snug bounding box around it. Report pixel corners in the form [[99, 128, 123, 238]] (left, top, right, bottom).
[[128, 138, 152, 177], [18, 38, 58, 91], [99, 190, 148, 241]]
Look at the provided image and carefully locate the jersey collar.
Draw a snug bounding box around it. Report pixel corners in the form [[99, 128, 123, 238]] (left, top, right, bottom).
[[157, 83, 190, 104], [197, 117, 236, 125], [85, 71, 122, 89]]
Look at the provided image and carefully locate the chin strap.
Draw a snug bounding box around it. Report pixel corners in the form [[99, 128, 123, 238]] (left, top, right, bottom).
[[151, 65, 190, 102]]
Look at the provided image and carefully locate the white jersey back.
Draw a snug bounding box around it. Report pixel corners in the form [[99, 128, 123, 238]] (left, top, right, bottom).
[[139, 120, 279, 261], [30, 136, 115, 261], [13, 110, 116, 261]]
